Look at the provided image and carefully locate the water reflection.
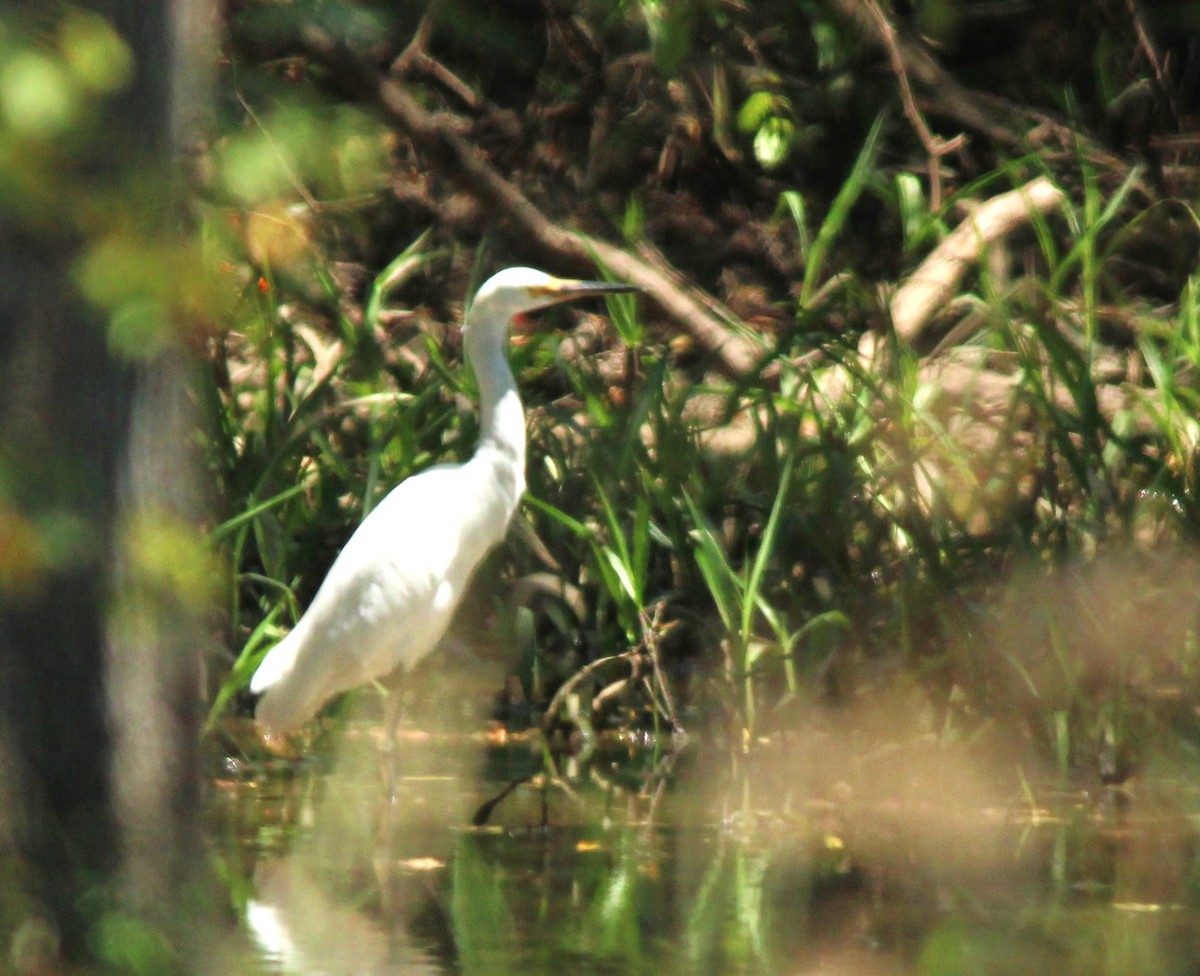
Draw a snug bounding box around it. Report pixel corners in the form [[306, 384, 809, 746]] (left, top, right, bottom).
[[247, 858, 442, 976], [211, 714, 1200, 976]]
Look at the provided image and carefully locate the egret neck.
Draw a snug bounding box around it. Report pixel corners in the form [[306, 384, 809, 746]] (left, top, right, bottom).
[[463, 306, 526, 506]]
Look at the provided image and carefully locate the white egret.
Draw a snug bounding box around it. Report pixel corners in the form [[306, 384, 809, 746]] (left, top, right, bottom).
[[251, 267, 638, 734]]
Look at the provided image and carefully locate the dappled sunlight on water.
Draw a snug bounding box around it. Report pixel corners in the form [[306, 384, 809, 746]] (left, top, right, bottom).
[[211, 689, 1200, 976]]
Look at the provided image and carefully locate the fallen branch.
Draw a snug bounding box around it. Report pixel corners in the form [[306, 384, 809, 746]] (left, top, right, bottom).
[[890, 176, 1066, 343], [296, 23, 765, 379]]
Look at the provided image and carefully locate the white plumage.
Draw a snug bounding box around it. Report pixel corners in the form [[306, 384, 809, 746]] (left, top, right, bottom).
[[250, 267, 636, 734]]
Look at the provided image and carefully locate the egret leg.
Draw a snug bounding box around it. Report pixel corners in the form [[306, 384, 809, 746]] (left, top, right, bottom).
[[374, 684, 406, 910], [381, 685, 404, 803]]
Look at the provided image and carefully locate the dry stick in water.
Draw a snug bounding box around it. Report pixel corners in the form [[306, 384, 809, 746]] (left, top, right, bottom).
[[889, 177, 1066, 344]]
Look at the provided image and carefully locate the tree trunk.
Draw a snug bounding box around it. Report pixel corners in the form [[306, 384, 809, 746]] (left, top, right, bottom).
[[0, 0, 214, 966]]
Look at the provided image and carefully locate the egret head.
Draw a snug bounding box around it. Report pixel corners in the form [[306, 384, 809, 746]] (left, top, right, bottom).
[[466, 267, 638, 334]]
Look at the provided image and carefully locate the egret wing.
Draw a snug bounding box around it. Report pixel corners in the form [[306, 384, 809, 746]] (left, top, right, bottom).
[[252, 463, 481, 730]]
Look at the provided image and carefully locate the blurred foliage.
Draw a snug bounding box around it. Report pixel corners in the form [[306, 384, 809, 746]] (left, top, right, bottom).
[[0, 5, 221, 606], [0, 9, 132, 186]]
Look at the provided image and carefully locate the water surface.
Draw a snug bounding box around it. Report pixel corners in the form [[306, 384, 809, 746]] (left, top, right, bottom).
[[211, 721, 1200, 976]]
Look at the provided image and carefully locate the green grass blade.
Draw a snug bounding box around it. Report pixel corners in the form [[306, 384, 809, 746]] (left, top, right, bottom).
[[800, 111, 886, 307], [205, 602, 287, 731], [741, 452, 794, 640], [525, 494, 592, 539], [683, 490, 741, 634], [363, 228, 437, 329], [213, 482, 308, 541]]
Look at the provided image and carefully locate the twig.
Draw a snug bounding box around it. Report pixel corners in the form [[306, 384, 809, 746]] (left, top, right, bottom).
[[862, 0, 966, 210], [540, 600, 678, 732], [388, 8, 434, 75], [235, 93, 320, 212], [889, 176, 1066, 344], [1123, 0, 1178, 125], [824, 0, 1127, 173], [295, 22, 764, 379], [638, 600, 680, 732], [389, 5, 482, 111], [542, 650, 640, 728]]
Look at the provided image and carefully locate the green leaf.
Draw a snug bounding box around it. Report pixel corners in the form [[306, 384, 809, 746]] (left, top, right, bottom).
[[603, 548, 640, 607], [622, 194, 646, 242], [736, 91, 777, 133], [778, 190, 810, 261], [59, 10, 133, 94], [894, 171, 927, 247], [205, 602, 288, 730], [525, 495, 592, 540], [753, 116, 795, 170], [742, 453, 794, 638], [0, 50, 76, 136]]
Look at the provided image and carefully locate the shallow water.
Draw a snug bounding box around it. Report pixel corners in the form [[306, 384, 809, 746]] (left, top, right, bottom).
[[211, 721, 1200, 976]]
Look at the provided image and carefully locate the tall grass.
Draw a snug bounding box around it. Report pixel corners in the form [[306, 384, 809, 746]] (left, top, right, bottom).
[[203, 113, 1200, 777]]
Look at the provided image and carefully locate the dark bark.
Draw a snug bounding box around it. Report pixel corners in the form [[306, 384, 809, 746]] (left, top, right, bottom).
[[0, 188, 132, 964]]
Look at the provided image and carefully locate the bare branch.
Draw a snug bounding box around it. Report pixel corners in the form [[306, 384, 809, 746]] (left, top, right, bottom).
[[861, 0, 966, 210], [890, 176, 1066, 344], [296, 23, 765, 378]]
